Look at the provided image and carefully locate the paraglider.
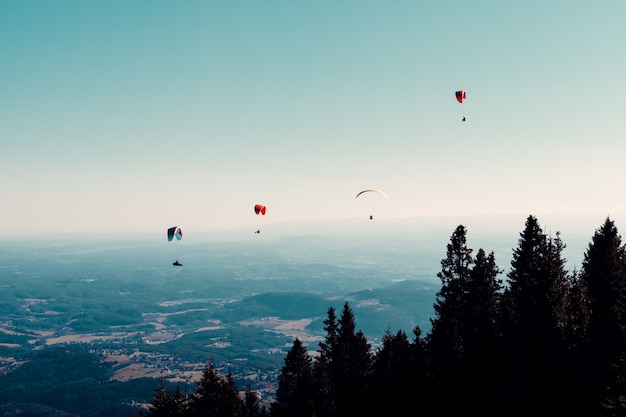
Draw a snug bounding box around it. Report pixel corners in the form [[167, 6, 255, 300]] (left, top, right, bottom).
[[167, 226, 183, 242], [355, 189, 389, 220], [455, 90, 466, 103], [456, 90, 467, 122], [167, 226, 183, 266], [254, 204, 266, 233], [355, 189, 389, 200]]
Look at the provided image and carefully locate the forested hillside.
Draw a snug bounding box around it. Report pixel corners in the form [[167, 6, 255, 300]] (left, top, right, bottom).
[[145, 215, 626, 417]]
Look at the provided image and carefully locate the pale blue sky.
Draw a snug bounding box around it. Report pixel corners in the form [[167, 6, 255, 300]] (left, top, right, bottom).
[[2, 1, 625, 236]]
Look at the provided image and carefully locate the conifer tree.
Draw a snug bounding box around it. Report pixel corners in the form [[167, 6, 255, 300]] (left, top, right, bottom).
[[427, 225, 504, 415], [320, 306, 338, 354], [189, 360, 243, 417], [147, 378, 186, 417], [368, 329, 414, 416], [311, 352, 334, 417], [222, 371, 244, 417], [330, 302, 371, 417], [172, 385, 188, 416], [503, 215, 571, 416], [272, 338, 315, 417], [427, 225, 473, 388], [408, 325, 432, 410], [563, 269, 587, 347], [462, 248, 504, 416], [190, 361, 222, 416], [577, 217, 626, 415], [580, 218, 625, 349], [463, 248, 503, 362], [242, 383, 262, 417], [312, 306, 338, 417]]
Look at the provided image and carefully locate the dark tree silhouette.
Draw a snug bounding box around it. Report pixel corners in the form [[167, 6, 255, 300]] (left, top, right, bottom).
[[312, 306, 338, 417], [426, 225, 474, 415], [189, 360, 242, 417], [577, 217, 626, 415], [502, 215, 571, 416], [428, 225, 474, 371], [272, 338, 315, 417], [369, 329, 415, 416], [426, 225, 504, 415], [461, 248, 505, 416], [242, 383, 267, 417], [330, 302, 371, 417], [146, 378, 186, 417]]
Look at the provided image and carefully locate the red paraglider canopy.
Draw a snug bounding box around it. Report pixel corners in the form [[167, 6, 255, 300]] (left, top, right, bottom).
[[254, 204, 266, 215], [455, 90, 466, 104]]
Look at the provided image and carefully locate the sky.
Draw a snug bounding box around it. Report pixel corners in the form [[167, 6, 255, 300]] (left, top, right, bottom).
[[2, 1, 626, 238]]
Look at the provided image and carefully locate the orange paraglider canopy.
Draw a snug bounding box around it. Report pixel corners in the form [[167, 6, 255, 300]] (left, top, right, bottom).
[[254, 204, 266, 215], [455, 90, 466, 103]]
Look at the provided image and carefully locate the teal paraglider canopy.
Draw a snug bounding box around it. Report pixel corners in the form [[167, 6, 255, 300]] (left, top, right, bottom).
[[167, 226, 183, 242]]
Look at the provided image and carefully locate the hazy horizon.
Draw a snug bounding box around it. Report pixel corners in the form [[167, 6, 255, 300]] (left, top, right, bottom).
[[2, 211, 618, 276]]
